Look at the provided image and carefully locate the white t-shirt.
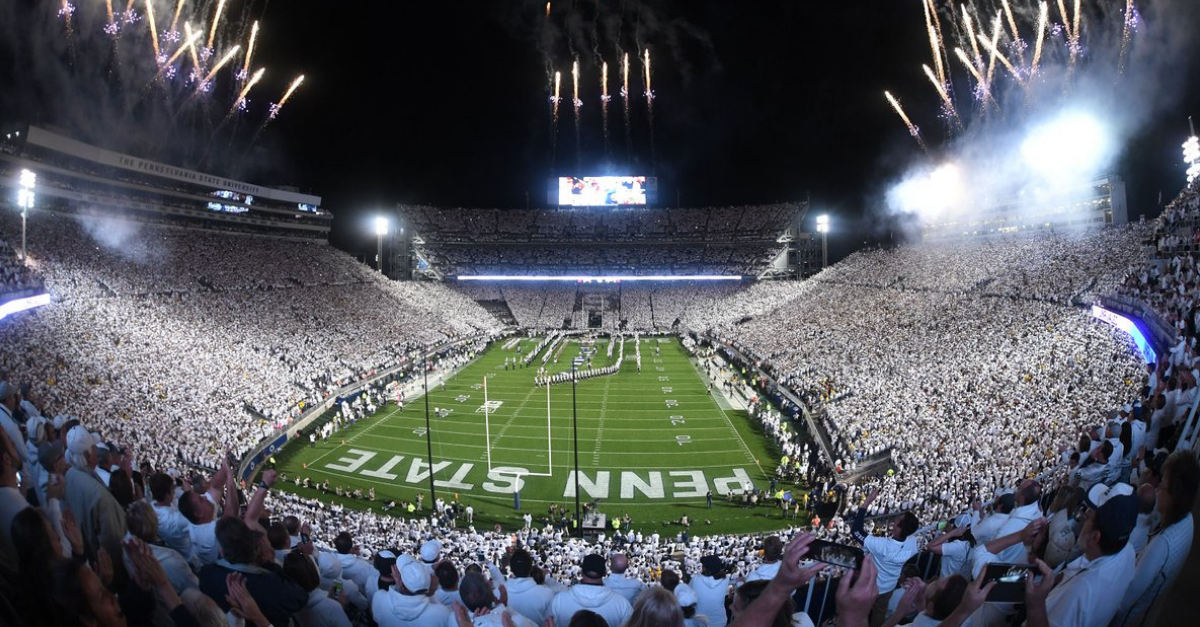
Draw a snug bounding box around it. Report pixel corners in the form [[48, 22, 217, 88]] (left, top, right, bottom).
[[189, 519, 219, 567], [938, 540, 970, 579], [863, 535, 918, 594], [1044, 544, 1136, 627]]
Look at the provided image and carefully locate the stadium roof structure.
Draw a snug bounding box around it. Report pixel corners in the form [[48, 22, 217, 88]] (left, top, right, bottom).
[[0, 125, 331, 241]]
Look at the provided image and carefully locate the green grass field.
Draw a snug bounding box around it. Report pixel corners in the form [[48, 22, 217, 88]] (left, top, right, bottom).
[[273, 336, 806, 536]]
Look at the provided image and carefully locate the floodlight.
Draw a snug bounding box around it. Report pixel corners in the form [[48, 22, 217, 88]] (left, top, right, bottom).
[[1185, 136, 1200, 184], [816, 214, 830, 233], [374, 216, 389, 235]]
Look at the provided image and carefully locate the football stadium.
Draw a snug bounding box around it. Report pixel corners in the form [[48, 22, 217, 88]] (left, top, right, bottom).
[[0, 1, 1199, 627]]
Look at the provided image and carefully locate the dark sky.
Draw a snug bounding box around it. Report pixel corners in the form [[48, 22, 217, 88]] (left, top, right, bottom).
[[3, 0, 1199, 263]]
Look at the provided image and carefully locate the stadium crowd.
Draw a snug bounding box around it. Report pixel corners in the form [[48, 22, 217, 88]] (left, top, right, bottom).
[[0, 188, 1194, 627], [400, 204, 798, 244]]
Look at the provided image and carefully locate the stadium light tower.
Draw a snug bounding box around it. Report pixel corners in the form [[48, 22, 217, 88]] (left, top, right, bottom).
[[374, 216, 389, 274], [1185, 117, 1199, 185], [423, 354, 437, 506], [17, 169, 36, 260], [815, 214, 830, 270]]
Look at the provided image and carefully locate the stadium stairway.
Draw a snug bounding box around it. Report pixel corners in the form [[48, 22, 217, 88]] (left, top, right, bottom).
[[475, 299, 518, 326]]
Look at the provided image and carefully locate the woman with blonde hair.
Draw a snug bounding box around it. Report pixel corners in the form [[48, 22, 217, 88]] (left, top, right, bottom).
[[624, 586, 684, 627]]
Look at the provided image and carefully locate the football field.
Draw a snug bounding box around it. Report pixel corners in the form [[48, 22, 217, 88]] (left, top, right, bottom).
[[273, 336, 805, 536]]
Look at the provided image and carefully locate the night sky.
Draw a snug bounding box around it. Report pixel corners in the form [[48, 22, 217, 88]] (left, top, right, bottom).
[[3, 0, 1199, 264]]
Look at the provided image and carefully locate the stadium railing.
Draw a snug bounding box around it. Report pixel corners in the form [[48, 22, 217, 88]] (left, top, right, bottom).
[[699, 331, 846, 471], [1099, 294, 1176, 356]]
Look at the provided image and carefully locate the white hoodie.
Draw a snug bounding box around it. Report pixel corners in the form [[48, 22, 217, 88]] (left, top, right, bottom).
[[691, 575, 730, 627], [372, 588, 451, 627], [549, 583, 632, 627], [504, 577, 556, 625]]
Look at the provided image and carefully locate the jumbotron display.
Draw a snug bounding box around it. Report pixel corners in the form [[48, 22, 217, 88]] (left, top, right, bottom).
[[557, 176, 652, 206]]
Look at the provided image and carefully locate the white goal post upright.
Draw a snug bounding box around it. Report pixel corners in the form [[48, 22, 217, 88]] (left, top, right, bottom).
[[547, 379, 553, 469], [484, 376, 492, 469], [482, 369, 555, 479]]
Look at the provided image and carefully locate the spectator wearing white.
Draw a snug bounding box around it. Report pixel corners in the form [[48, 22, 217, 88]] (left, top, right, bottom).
[[504, 548, 555, 626], [333, 531, 375, 594], [0, 425, 31, 575], [148, 472, 193, 561], [373, 560, 449, 627], [1023, 483, 1139, 627], [64, 424, 127, 583], [675, 583, 710, 627], [284, 550, 353, 627], [453, 571, 538, 627], [1127, 484, 1158, 556], [178, 456, 235, 568], [603, 553, 647, 603], [0, 382, 32, 483], [925, 519, 973, 580], [550, 553, 632, 627], [848, 490, 919, 627], [989, 480, 1043, 564], [744, 536, 784, 582], [124, 500, 199, 595], [420, 539, 442, 565], [1112, 451, 1200, 626], [432, 560, 461, 609], [692, 555, 731, 627]]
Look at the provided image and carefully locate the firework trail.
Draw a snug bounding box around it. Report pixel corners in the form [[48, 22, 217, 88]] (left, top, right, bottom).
[[962, 5, 982, 65], [207, 0, 228, 50], [552, 70, 562, 122], [1002, 0, 1024, 64], [1072, 0, 1082, 41], [276, 74, 305, 110], [1068, 0, 1083, 71], [923, 64, 960, 124], [201, 45, 240, 84], [546, 2, 551, 18], [978, 29, 1025, 86], [219, 67, 265, 127], [1032, 1, 1048, 77], [927, 0, 950, 84], [1118, 0, 1136, 75], [241, 21, 259, 80], [601, 60, 610, 150], [158, 27, 202, 70], [621, 51, 632, 158], [144, 0, 159, 58], [572, 60, 581, 112], [984, 12, 1003, 88], [105, 0, 115, 25], [922, 0, 945, 84], [170, 0, 186, 32], [954, 46, 998, 108], [58, 1, 76, 49], [183, 22, 202, 78], [1056, 0, 1072, 39], [885, 91, 926, 150], [644, 48, 657, 169], [572, 60, 582, 170]]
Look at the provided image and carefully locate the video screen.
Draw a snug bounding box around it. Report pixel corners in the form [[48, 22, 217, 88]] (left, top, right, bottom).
[[558, 176, 648, 206]]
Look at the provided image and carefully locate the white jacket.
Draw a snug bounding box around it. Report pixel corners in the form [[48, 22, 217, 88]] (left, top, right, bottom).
[[504, 577, 555, 625], [373, 588, 452, 627], [691, 575, 730, 627], [550, 583, 632, 627]]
